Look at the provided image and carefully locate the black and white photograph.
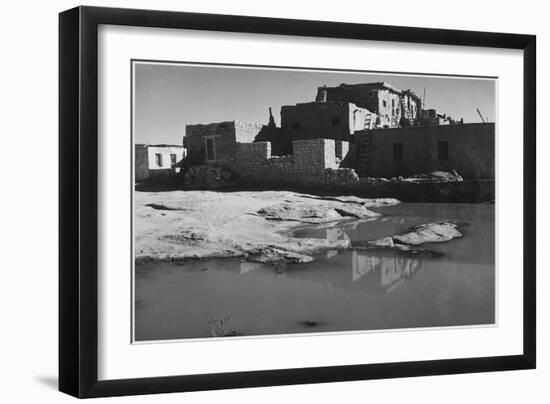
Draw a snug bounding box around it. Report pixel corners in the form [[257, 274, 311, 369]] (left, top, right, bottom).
[[0, 0, 544, 401], [132, 61, 496, 342]]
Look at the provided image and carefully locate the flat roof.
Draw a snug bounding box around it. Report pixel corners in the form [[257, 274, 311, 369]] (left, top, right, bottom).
[[320, 81, 403, 93], [135, 143, 184, 148]]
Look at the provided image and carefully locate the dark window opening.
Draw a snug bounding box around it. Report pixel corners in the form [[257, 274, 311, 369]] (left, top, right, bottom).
[[170, 153, 177, 168], [292, 122, 302, 130], [331, 116, 341, 126], [206, 138, 216, 161], [393, 143, 403, 163], [438, 141, 449, 161], [383, 100, 387, 108], [155, 153, 163, 167]]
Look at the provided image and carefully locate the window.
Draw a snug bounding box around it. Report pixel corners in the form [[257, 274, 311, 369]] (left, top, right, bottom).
[[392, 99, 395, 109], [292, 122, 302, 130], [382, 100, 387, 108], [331, 116, 341, 126], [438, 141, 449, 161], [155, 153, 163, 167], [393, 143, 403, 162], [170, 153, 177, 168], [205, 137, 216, 161]]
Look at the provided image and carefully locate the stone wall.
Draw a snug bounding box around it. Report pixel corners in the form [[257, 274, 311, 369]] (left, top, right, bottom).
[[135, 145, 150, 181], [318, 83, 403, 128], [185, 121, 265, 166], [183, 165, 235, 189], [220, 138, 339, 187], [235, 121, 264, 143], [280, 101, 372, 142], [181, 134, 493, 202], [325, 167, 360, 187], [355, 123, 495, 180], [185, 121, 238, 165]]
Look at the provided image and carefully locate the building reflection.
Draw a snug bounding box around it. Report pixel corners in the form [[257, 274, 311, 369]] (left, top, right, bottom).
[[237, 249, 424, 294], [353, 251, 422, 293], [236, 215, 424, 293], [293, 226, 351, 243], [287, 250, 423, 294], [239, 261, 263, 274]]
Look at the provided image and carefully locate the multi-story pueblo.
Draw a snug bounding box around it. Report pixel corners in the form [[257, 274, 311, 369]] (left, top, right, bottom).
[[140, 81, 495, 201]]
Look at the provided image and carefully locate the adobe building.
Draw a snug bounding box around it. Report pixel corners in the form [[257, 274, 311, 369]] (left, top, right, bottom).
[[354, 123, 494, 179], [135, 144, 185, 181], [185, 119, 352, 187], [280, 101, 377, 142], [184, 120, 264, 165], [181, 80, 493, 195], [316, 82, 423, 128]]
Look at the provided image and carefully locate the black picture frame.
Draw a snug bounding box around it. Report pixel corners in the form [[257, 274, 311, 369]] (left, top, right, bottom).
[[59, 5, 536, 398]]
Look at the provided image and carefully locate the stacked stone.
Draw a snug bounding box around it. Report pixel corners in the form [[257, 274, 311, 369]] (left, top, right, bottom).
[[230, 142, 272, 182], [183, 165, 235, 189], [234, 121, 265, 143], [261, 155, 297, 185], [325, 168, 360, 187], [292, 139, 334, 185]]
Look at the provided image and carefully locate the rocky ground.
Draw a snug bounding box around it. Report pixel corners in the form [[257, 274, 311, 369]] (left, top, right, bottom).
[[134, 190, 399, 263], [135, 190, 464, 264]]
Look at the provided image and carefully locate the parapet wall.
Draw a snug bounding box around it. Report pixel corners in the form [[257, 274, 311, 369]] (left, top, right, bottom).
[[234, 121, 265, 143], [223, 138, 340, 186]]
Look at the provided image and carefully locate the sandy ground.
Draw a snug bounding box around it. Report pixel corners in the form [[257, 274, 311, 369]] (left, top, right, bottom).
[[134, 190, 399, 263]]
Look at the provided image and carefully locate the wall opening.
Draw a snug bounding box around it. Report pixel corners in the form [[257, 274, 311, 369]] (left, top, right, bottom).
[[170, 153, 177, 168], [155, 153, 163, 167]]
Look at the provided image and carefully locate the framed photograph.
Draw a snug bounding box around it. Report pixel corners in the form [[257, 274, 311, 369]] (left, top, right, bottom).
[[59, 6, 536, 398]]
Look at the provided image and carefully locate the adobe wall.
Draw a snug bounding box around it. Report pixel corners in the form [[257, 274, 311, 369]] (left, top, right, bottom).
[[375, 88, 402, 128], [134, 144, 185, 182], [356, 123, 495, 180], [322, 85, 376, 112], [223, 138, 340, 186], [281, 102, 356, 141], [185, 121, 264, 165], [320, 85, 401, 128], [146, 145, 185, 173], [235, 121, 264, 143], [185, 121, 238, 165], [135, 145, 150, 181]]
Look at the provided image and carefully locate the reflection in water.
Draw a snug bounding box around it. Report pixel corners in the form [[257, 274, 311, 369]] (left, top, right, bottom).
[[135, 203, 495, 341], [357, 252, 422, 292], [279, 250, 423, 294], [239, 261, 263, 274]]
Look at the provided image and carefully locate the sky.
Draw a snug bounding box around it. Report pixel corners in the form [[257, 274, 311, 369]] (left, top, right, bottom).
[[134, 62, 496, 145]]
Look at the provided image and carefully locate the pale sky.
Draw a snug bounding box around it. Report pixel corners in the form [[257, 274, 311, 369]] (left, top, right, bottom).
[[134, 62, 496, 145]]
